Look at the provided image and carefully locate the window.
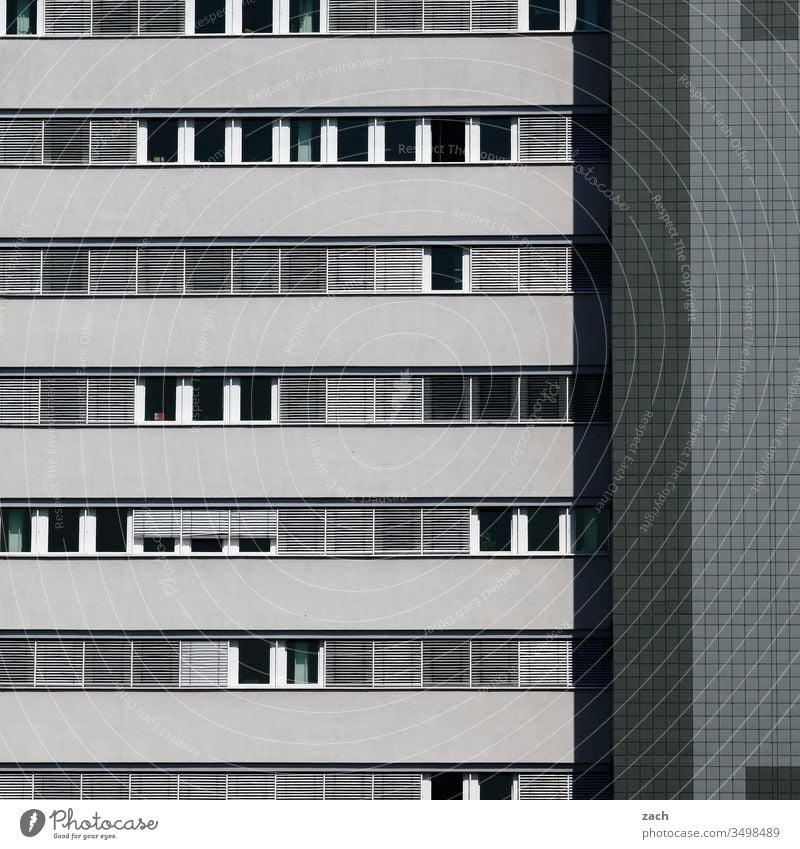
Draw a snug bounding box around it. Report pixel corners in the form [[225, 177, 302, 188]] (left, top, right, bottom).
[[290, 119, 322, 162], [195, 0, 226, 33], [241, 119, 274, 162], [478, 773, 514, 800], [573, 507, 609, 554], [190, 537, 223, 553], [384, 119, 416, 162], [289, 0, 319, 32], [48, 508, 81, 553], [95, 508, 128, 553], [6, 0, 36, 34], [143, 537, 175, 554], [431, 118, 466, 163], [237, 640, 271, 685], [239, 377, 273, 421], [430, 773, 464, 800], [527, 507, 561, 553], [430, 246, 463, 291], [193, 119, 226, 163], [0, 507, 31, 552], [238, 537, 272, 552], [144, 378, 177, 422], [480, 117, 512, 161], [147, 120, 179, 164], [242, 0, 272, 32], [424, 375, 469, 421], [478, 507, 513, 553], [337, 118, 370, 163], [472, 375, 518, 420], [192, 377, 224, 422], [286, 639, 320, 684], [529, 0, 560, 29], [576, 0, 608, 30]]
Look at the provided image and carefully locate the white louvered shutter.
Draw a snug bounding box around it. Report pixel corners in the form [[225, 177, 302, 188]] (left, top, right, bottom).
[[133, 508, 181, 537], [374, 507, 422, 555], [519, 640, 572, 688], [375, 247, 424, 292], [227, 774, 276, 800], [183, 509, 229, 540], [375, 375, 423, 423], [33, 774, 81, 800], [422, 639, 470, 687], [90, 119, 138, 162], [89, 247, 137, 294], [0, 120, 42, 164], [35, 640, 84, 688], [139, 0, 186, 33], [377, 0, 422, 29], [130, 773, 179, 799], [84, 641, 132, 688], [471, 640, 519, 687], [425, 0, 470, 30], [470, 247, 519, 293], [520, 245, 570, 293], [132, 640, 180, 687], [180, 642, 228, 688], [521, 375, 568, 421], [422, 507, 470, 554], [40, 378, 87, 425], [518, 772, 573, 800], [324, 640, 373, 687], [326, 508, 374, 555], [278, 377, 326, 424], [373, 640, 422, 687], [276, 508, 325, 554], [324, 774, 373, 800], [0, 248, 41, 294], [185, 247, 231, 294], [92, 0, 137, 33], [571, 245, 610, 292], [87, 378, 136, 424], [43, 119, 90, 164], [275, 773, 324, 800], [232, 247, 279, 294], [178, 774, 227, 800], [327, 247, 375, 292], [0, 773, 33, 799], [230, 509, 277, 539], [329, 0, 374, 30], [0, 379, 39, 424], [42, 248, 89, 294], [326, 376, 374, 423], [82, 774, 130, 800], [137, 247, 184, 295], [470, 0, 517, 29], [280, 248, 327, 294], [571, 115, 610, 161], [572, 638, 611, 688], [45, 0, 91, 33], [374, 773, 423, 799], [0, 640, 34, 687], [518, 115, 569, 163]]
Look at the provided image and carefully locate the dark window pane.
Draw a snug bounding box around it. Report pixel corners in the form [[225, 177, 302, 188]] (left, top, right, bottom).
[[0, 507, 31, 552], [473, 375, 517, 420], [431, 246, 463, 291], [287, 639, 319, 684], [240, 377, 272, 421], [576, 0, 608, 30], [239, 537, 272, 553], [242, 0, 272, 32], [147, 120, 179, 164], [6, 0, 37, 34], [238, 640, 271, 684], [195, 0, 225, 32], [431, 773, 463, 800], [241, 119, 273, 162], [95, 508, 128, 553], [425, 375, 468, 421], [191, 537, 224, 553], [290, 119, 321, 162], [49, 508, 81, 553], [431, 118, 465, 163], [192, 377, 224, 422], [337, 118, 370, 162], [194, 119, 226, 163], [527, 507, 561, 552], [143, 537, 175, 553], [479, 773, 513, 800], [574, 508, 609, 553], [479, 507, 513, 552], [144, 378, 177, 422], [289, 0, 319, 31], [384, 119, 416, 162], [529, 0, 559, 29], [480, 117, 512, 161]]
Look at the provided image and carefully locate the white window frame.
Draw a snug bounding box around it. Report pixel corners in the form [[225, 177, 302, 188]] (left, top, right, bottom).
[[85, 508, 133, 555], [331, 117, 377, 164], [185, 376, 230, 425], [0, 506, 37, 555], [135, 377, 183, 425], [471, 507, 523, 556], [230, 376, 277, 424], [520, 506, 567, 555], [187, 118, 230, 165], [229, 639, 323, 688], [283, 639, 324, 688], [564, 0, 577, 31], [467, 773, 519, 800], [43, 506, 88, 556], [423, 246, 469, 293], [525, 0, 571, 31], [228, 639, 277, 688], [471, 116, 517, 164], [139, 118, 188, 165]]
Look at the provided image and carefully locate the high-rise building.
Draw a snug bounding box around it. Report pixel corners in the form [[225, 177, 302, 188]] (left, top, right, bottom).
[[0, 1, 613, 800]]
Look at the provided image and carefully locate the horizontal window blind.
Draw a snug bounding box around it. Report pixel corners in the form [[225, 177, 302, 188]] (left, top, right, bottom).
[[329, 0, 516, 31], [518, 772, 573, 800], [519, 114, 610, 162], [0, 377, 135, 425]]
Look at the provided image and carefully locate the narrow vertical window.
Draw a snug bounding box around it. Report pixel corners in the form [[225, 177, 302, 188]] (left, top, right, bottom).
[[195, 0, 226, 33], [238, 640, 271, 684], [147, 120, 179, 164], [0, 508, 32, 553], [192, 377, 225, 422], [5, 0, 37, 34], [527, 507, 561, 552], [384, 119, 417, 162], [337, 118, 370, 162], [241, 119, 274, 162], [479, 117, 512, 161], [289, 0, 319, 32], [576, 0, 608, 30], [242, 0, 272, 32], [48, 508, 81, 553], [193, 119, 226, 164], [430, 246, 463, 291], [573, 507, 609, 553], [239, 376, 272, 421], [529, 0, 560, 30], [95, 508, 128, 553], [144, 378, 177, 422], [290, 119, 322, 162], [478, 507, 513, 553], [431, 118, 466, 163], [286, 639, 320, 684]]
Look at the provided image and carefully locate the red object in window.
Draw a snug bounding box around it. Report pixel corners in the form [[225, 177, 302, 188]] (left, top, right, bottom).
[[154, 412, 165, 421]]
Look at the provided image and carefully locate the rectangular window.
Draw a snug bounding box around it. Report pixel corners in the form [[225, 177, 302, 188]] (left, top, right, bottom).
[[431, 246, 463, 291], [430, 773, 464, 800], [289, 0, 319, 32], [95, 508, 128, 553], [48, 508, 81, 553], [337, 118, 370, 162], [190, 537, 224, 553], [242, 0, 272, 32], [195, 0, 226, 32], [576, 0, 608, 30], [480, 117, 512, 161], [192, 377, 225, 422], [290, 119, 322, 162], [478, 773, 513, 800], [478, 507, 513, 553], [147, 120, 179, 164], [472, 375, 518, 420], [238, 537, 272, 553], [6, 0, 36, 34], [384, 119, 416, 162], [193, 119, 226, 163], [574, 507, 609, 553], [237, 640, 271, 684], [286, 639, 320, 684], [527, 507, 561, 552], [529, 0, 560, 29], [431, 118, 466, 163], [0, 507, 31, 553], [143, 537, 176, 554], [241, 119, 274, 162], [239, 377, 272, 421], [144, 378, 177, 422], [425, 375, 469, 421]]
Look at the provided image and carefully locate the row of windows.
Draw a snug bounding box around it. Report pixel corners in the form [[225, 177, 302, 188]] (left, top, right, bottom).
[[0, 505, 610, 555], [0, 635, 610, 689], [0, 373, 609, 425], [5, 0, 608, 36], [0, 114, 609, 165], [0, 770, 610, 800], [0, 243, 610, 296]]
